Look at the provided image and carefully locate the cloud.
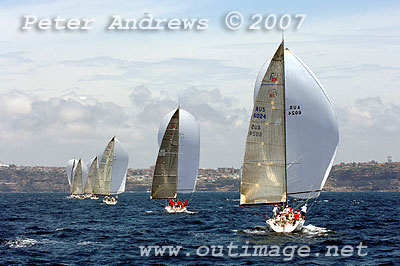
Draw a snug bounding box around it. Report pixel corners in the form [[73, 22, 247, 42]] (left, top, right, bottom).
[[128, 85, 249, 167], [0, 86, 250, 168], [0, 51, 32, 65], [335, 96, 400, 163]]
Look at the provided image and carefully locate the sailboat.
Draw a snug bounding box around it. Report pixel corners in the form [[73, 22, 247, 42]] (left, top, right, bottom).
[[151, 107, 200, 213], [240, 41, 339, 233], [93, 136, 129, 205], [69, 159, 88, 199]]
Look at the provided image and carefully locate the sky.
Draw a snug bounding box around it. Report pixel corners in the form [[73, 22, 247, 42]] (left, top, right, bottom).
[[0, 0, 399, 168]]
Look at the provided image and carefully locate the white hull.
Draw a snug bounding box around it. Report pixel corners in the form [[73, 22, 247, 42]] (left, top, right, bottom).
[[165, 205, 188, 213], [266, 219, 305, 233], [105, 200, 117, 205], [103, 197, 118, 205], [69, 194, 85, 199]]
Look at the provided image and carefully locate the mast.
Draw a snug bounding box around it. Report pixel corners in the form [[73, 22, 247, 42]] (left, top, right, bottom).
[[282, 39, 288, 206]]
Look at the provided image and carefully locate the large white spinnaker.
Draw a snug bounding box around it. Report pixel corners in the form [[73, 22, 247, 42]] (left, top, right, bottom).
[[111, 138, 129, 194], [157, 108, 200, 194], [284, 50, 338, 198], [252, 43, 339, 200]]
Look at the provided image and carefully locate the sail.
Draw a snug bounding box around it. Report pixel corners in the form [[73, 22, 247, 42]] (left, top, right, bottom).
[[110, 138, 129, 194], [66, 159, 78, 186], [71, 159, 83, 195], [284, 49, 339, 199], [157, 108, 200, 194], [95, 137, 115, 195], [252, 44, 339, 200], [84, 157, 97, 194], [151, 109, 179, 199], [240, 42, 287, 206]]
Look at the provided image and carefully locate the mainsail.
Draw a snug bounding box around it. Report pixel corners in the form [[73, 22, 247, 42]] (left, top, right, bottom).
[[240, 42, 287, 206], [95, 137, 115, 195], [151, 108, 200, 199], [84, 157, 97, 195], [241, 41, 339, 205], [71, 159, 83, 195], [151, 109, 180, 199]]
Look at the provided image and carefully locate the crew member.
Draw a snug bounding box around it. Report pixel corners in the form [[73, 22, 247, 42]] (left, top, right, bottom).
[[301, 204, 307, 219]]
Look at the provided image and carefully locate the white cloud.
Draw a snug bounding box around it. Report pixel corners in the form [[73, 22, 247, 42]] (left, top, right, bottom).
[[335, 97, 400, 163]]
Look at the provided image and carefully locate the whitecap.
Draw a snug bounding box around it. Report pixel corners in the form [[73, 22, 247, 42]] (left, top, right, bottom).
[[301, 224, 332, 236], [5, 237, 38, 248], [78, 241, 100, 246]]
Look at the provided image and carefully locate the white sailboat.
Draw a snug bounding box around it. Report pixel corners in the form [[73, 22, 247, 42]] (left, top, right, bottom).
[[69, 159, 88, 199], [93, 136, 129, 205], [151, 107, 200, 213], [240, 41, 339, 233]]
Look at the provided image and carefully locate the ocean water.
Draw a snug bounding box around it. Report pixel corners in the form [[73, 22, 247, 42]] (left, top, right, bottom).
[[0, 192, 399, 265]]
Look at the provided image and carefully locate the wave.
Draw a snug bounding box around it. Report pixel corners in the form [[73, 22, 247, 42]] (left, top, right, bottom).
[[77, 241, 100, 246], [301, 224, 332, 236], [237, 225, 270, 235], [4, 237, 38, 248]]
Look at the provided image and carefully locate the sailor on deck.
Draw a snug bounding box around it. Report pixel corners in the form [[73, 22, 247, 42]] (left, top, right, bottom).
[[301, 204, 307, 219], [272, 205, 278, 218]]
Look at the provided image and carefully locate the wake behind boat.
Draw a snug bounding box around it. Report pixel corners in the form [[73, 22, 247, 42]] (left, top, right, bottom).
[[239, 40, 339, 233]]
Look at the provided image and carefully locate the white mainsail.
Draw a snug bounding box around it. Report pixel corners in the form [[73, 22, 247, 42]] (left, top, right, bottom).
[[151, 108, 200, 199], [241, 41, 339, 205], [94, 137, 129, 195], [84, 157, 97, 195], [71, 159, 83, 195], [241, 43, 287, 205]]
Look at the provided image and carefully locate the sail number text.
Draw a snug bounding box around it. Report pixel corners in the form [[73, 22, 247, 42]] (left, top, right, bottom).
[[288, 105, 301, 116], [249, 124, 262, 137], [253, 106, 266, 119]]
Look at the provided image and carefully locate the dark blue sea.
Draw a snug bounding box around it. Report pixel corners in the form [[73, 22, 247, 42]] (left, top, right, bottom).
[[1, 192, 399, 265]]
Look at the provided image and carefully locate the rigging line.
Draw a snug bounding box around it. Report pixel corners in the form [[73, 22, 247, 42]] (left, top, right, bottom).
[[240, 205, 268, 219], [292, 191, 313, 210]]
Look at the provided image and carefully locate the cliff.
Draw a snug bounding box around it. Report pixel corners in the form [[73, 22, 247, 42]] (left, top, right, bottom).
[[0, 161, 399, 193]]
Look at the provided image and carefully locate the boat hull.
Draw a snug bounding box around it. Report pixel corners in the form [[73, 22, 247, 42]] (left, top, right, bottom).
[[165, 206, 188, 213], [266, 219, 305, 233]]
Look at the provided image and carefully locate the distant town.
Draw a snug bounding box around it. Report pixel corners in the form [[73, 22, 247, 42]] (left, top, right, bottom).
[[1, 158, 400, 193]]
